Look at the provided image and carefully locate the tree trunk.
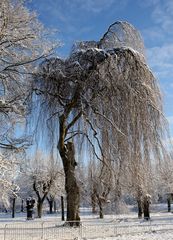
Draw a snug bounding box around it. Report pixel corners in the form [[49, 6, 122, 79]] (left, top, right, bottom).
[[66, 174, 80, 223], [143, 195, 150, 220], [54, 200, 57, 213], [167, 197, 171, 212], [21, 199, 24, 212], [37, 201, 43, 218], [137, 198, 143, 218], [49, 200, 53, 214], [58, 110, 81, 225], [59, 142, 80, 225], [26, 198, 35, 220], [91, 191, 97, 213], [136, 187, 143, 219], [65, 142, 80, 224], [61, 196, 65, 221], [47, 196, 55, 214], [12, 198, 16, 218], [98, 198, 104, 219]]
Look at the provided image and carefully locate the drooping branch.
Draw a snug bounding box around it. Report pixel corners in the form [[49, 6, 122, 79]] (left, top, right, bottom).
[[32, 21, 170, 221]]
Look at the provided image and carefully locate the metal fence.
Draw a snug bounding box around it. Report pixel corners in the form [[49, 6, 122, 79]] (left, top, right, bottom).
[[2, 220, 173, 240]]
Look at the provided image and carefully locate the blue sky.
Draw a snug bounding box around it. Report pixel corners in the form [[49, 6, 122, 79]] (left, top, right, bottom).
[[28, 0, 173, 137]]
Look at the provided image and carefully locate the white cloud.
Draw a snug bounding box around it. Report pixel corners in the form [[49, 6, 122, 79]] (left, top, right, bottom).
[[33, 0, 126, 17], [142, 27, 165, 43], [75, 0, 115, 13], [65, 0, 128, 13], [137, 0, 160, 8], [151, 0, 173, 33], [147, 45, 173, 66], [147, 44, 173, 79], [141, 0, 173, 99], [141, 0, 173, 44], [31, 0, 127, 35]]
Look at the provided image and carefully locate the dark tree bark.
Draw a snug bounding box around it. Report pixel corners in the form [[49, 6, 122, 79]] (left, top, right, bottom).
[[61, 196, 65, 221], [26, 198, 35, 220], [91, 191, 97, 214], [21, 199, 24, 212], [12, 198, 16, 218], [143, 195, 150, 220], [63, 142, 80, 224], [49, 201, 53, 214], [136, 187, 143, 219], [137, 198, 143, 218], [37, 200, 43, 218], [98, 198, 103, 219], [96, 193, 105, 219], [59, 148, 80, 223], [54, 200, 57, 213], [47, 196, 54, 214], [167, 197, 171, 212]]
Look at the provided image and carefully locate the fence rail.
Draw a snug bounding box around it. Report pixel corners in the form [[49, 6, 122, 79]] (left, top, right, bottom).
[[1, 220, 173, 240]]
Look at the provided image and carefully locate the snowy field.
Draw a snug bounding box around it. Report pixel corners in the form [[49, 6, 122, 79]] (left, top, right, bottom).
[[89, 231, 173, 240], [1, 204, 173, 239]]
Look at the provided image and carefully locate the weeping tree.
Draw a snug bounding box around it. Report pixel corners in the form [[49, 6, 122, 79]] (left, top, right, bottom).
[[33, 21, 168, 222]]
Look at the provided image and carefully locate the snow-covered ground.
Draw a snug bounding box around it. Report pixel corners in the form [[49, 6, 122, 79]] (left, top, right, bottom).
[[1, 204, 173, 239], [88, 231, 173, 240]]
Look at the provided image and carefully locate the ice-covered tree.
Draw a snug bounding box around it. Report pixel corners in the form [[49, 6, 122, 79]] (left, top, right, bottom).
[[0, 0, 57, 205], [21, 151, 64, 218], [33, 21, 168, 222], [0, 0, 57, 145], [88, 159, 112, 219]]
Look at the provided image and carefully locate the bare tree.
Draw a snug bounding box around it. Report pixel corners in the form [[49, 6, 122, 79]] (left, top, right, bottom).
[[0, 0, 57, 206], [0, 149, 23, 210], [46, 194, 55, 214], [89, 160, 112, 219], [28, 151, 63, 218], [46, 170, 65, 214], [154, 153, 173, 212], [33, 21, 168, 222], [0, 0, 57, 146], [127, 160, 153, 219]]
